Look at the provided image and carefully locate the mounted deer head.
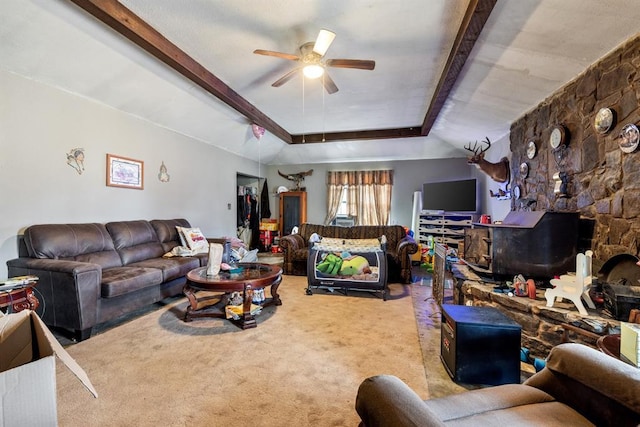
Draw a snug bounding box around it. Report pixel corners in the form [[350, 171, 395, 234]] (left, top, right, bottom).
[[465, 137, 510, 183]]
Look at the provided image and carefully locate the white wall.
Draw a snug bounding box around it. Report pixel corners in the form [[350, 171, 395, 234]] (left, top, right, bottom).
[[0, 70, 258, 277], [263, 136, 515, 230], [265, 158, 478, 229], [477, 134, 513, 222]]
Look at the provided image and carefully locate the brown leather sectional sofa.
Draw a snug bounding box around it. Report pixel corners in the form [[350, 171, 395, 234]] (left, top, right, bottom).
[[6, 219, 223, 341], [356, 343, 640, 426], [279, 223, 418, 284]]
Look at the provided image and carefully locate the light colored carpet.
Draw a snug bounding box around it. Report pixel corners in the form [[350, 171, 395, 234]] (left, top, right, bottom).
[[55, 275, 430, 426]]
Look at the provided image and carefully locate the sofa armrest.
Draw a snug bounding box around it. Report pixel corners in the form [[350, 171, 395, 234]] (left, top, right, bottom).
[[396, 236, 418, 258], [8, 257, 102, 275], [279, 234, 307, 275], [524, 343, 640, 426], [7, 257, 102, 335], [279, 233, 306, 251], [355, 375, 445, 427], [389, 235, 418, 283]]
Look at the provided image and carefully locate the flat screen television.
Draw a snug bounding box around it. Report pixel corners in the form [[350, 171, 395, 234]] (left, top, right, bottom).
[[422, 178, 477, 212]]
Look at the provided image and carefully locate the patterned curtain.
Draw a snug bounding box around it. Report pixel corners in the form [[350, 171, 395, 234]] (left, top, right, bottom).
[[325, 170, 393, 226], [324, 173, 345, 225]]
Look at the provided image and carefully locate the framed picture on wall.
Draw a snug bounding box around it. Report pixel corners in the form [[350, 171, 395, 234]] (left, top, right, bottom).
[[106, 154, 144, 190]]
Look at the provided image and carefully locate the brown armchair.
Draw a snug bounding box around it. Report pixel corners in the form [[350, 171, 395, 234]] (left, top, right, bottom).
[[356, 343, 640, 426]]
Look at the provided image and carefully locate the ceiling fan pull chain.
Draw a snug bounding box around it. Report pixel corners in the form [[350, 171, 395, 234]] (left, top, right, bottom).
[[322, 74, 326, 142], [302, 76, 306, 143]]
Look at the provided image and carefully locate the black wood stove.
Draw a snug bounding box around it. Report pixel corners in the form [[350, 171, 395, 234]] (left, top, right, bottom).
[[463, 211, 580, 279]]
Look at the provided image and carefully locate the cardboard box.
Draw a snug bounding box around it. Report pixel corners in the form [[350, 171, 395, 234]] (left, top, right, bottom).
[[0, 310, 97, 426], [620, 322, 640, 367], [259, 219, 278, 231]]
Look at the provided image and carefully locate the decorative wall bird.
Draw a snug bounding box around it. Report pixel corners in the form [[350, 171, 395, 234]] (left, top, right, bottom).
[[278, 169, 313, 191]]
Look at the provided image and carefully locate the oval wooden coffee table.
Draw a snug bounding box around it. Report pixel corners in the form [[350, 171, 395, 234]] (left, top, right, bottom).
[[184, 263, 282, 329]]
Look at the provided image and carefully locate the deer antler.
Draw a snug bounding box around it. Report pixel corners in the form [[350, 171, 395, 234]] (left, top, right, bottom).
[[465, 136, 509, 183], [465, 137, 492, 155]]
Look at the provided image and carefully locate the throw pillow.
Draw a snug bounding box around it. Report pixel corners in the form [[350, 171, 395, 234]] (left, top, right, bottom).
[[177, 227, 209, 253], [175, 226, 188, 247]]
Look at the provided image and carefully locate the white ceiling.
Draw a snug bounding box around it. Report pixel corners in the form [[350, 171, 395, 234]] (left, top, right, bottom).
[[2, 0, 640, 165]]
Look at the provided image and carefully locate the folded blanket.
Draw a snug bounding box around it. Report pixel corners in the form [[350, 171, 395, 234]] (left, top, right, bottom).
[[163, 245, 200, 258]]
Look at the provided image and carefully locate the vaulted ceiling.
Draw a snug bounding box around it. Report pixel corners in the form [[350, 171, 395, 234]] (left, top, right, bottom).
[[2, 1, 640, 165]]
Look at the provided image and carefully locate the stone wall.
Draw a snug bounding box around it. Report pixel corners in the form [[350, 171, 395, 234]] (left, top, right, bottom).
[[509, 34, 640, 262]]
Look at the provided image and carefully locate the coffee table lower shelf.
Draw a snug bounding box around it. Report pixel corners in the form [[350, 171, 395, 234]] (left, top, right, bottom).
[[183, 264, 282, 329], [183, 284, 280, 329]]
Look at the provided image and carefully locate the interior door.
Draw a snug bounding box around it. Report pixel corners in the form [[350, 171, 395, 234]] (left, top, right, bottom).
[[279, 191, 307, 236]]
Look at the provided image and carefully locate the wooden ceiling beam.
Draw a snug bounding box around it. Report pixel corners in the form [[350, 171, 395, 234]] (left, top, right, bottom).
[[69, 0, 496, 145], [295, 0, 497, 145], [420, 0, 497, 136], [69, 0, 292, 143], [290, 127, 423, 144]]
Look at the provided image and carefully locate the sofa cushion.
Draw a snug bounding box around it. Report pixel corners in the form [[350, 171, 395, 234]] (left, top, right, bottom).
[[423, 384, 557, 421], [150, 218, 191, 253], [128, 257, 200, 282], [101, 266, 164, 298], [429, 400, 593, 426], [423, 383, 593, 425], [23, 223, 122, 269], [106, 220, 165, 265]]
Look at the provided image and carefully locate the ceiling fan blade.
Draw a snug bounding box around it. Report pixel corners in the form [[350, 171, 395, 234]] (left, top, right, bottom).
[[312, 29, 336, 57], [326, 59, 375, 70], [253, 49, 299, 61], [322, 72, 339, 94], [272, 68, 300, 87]]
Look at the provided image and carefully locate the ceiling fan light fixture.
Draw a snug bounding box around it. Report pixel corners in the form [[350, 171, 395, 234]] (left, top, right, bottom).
[[312, 29, 336, 56], [303, 64, 324, 79], [255, 29, 373, 93]]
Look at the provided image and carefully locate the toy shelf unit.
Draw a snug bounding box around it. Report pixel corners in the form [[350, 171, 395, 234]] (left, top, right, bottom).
[[418, 212, 475, 249]]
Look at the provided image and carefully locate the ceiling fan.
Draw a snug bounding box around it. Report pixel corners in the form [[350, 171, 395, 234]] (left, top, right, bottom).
[[253, 29, 375, 94]]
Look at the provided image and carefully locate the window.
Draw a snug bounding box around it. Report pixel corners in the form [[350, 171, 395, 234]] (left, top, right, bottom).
[[325, 170, 393, 226], [336, 185, 348, 217]]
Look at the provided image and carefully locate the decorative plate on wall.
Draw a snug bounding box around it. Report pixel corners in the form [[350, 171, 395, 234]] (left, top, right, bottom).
[[520, 162, 529, 179], [526, 141, 537, 159], [549, 125, 566, 149], [513, 185, 521, 200], [594, 107, 614, 134], [619, 123, 639, 153]]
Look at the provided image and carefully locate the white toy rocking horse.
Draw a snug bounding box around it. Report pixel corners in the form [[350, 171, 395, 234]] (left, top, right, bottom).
[[545, 250, 596, 316]]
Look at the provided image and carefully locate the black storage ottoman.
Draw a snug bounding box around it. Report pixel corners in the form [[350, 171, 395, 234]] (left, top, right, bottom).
[[440, 304, 522, 385]]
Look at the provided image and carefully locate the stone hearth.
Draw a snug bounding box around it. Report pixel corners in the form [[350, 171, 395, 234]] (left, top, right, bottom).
[[451, 265, 620, 359]]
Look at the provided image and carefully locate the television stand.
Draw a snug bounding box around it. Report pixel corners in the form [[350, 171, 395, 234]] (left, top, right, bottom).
[[418, 212, 476, 251]]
